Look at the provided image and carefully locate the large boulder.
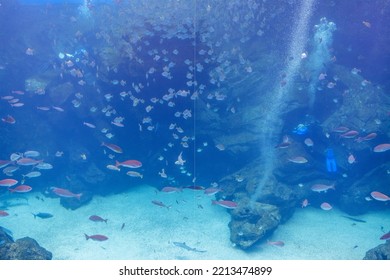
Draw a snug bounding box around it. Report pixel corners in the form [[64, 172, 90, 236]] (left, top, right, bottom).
[[229, 197, 281, 250], [0, 231, 52, 260], [363, 240, 390, 260]]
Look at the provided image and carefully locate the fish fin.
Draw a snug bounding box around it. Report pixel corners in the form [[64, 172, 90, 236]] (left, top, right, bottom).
[[84, 233, 89, 240]]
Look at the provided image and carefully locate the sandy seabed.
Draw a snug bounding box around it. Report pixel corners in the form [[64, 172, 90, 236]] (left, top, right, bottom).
[[1, 184, 389, 260]]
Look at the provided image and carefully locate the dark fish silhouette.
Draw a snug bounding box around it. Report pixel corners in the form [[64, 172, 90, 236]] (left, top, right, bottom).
[[32, 212, 53, 219], [341, 216, 366, 223], [173, 242, 206, 253]]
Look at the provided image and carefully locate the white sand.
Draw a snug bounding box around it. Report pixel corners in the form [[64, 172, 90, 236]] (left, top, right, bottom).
[[1, 185, 389, 260]]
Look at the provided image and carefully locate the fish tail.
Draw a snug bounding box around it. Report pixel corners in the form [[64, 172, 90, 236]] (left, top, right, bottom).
[[115, 160, 120, 167], [76, 193, 83, 200], [84, 233, 90, 240], [104, 219, 108, 224]]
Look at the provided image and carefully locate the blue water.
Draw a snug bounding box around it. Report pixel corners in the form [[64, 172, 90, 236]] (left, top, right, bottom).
[[0, 0, 389, 259]]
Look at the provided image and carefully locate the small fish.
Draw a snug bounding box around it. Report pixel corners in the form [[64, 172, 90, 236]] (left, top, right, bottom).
[[115, 160, 141, 168], [173, 241, 206, 253], [340, 130, 359, 138], [311, 183, 335, 193], [0, 210, 10, 217], [32, 212, 53, 219], [301, 199, 309, 208], [50, 187, 82, 200], [362, 21, 371, 28], [373, 143, 390, 153], [174, 151, 186, 165], [380, 231, 390, 240], [370, 191, 390, 202], [84, 234, 108, 241], [288, 156, 308, 164], [320, 202, 332, 211], [151, 200, 171, 209], [212, 200, 238, 209], [121, 223, 125, 230], [267, 240, 285, 247], [101, 142, 123, 153], [347, 154, 356, 164], [83, 122, 96, 128], [89, 215, 108, 223], [161, 186, 182, 193], [9, 185, 32, 193]]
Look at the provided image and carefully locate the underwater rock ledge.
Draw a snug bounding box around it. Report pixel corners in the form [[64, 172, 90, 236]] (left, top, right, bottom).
[[0, 228, 52, 260], [363, 240, 390, 260]]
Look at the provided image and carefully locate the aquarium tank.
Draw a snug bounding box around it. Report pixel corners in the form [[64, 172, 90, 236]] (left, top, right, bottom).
[[0, 0, 389, 260]]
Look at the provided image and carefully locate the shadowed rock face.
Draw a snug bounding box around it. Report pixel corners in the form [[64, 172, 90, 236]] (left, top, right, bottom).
[[364, 240, 390, 260], [0, 230, 52, 260], [229, 198, 281, 249]]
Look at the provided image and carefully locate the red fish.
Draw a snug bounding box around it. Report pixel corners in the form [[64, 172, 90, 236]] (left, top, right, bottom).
[[115, 160, 142, 168], [288, 156, 308, 164], [89, 215, 108, 223], [267, 240, 285, 247], [347, 154, 356, 164], [301, 199, 309, 208], [101, 142, 123, 153], [370, 191, 390, 202], [340, 130, 359, 138], [0, 179, 18, 187], [332, 126, 350, 133], [311, 183, 335, 193], [320, 202, 332, 211], [355, 132, 377, 142], [0, 160, 11, 169], [373, 143, 390, 153], [84, 234, 108, 241], [212, 200, 238, 209], [380, 232, 390, 240], [50, 187, 82, 200], [9, 185, 32, 193], [0, 210, 9, 217], [204, 187, 222, 196], [1, 115, 16, 124]]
